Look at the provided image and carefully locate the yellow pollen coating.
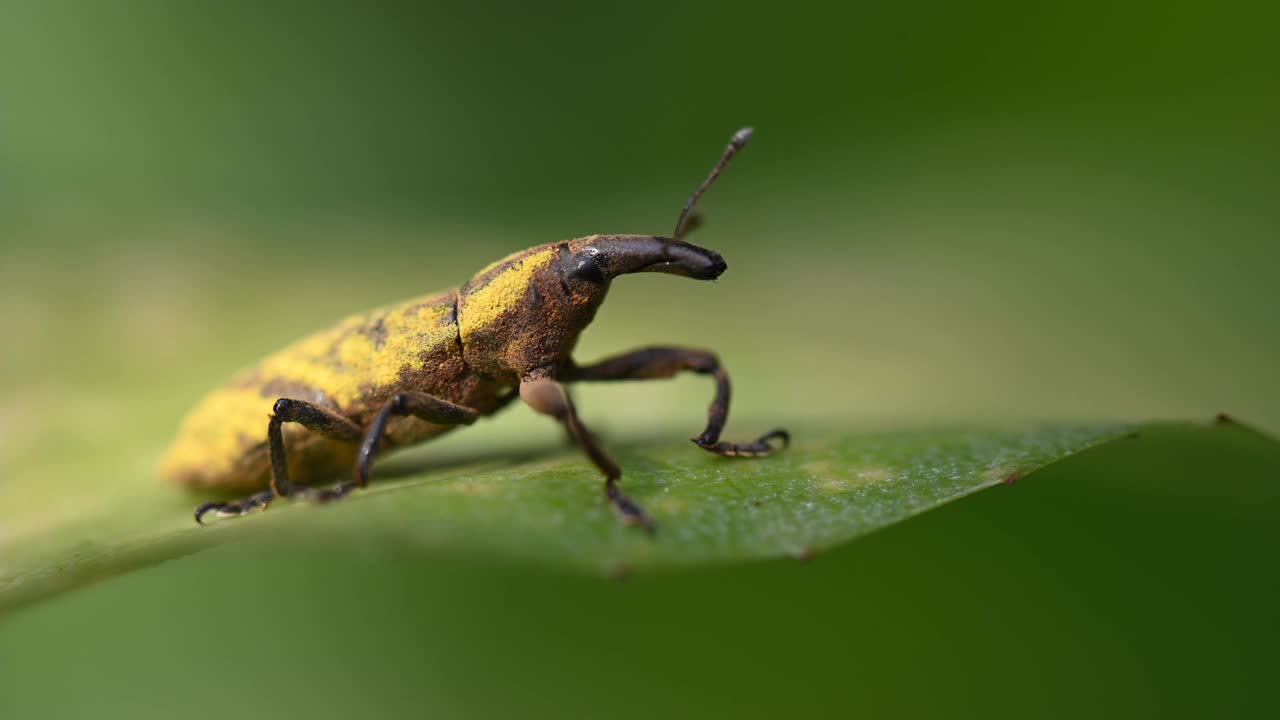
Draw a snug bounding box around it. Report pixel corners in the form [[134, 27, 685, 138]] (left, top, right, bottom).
[[256, 298, 454, 407], [459, 247, 556, 342], [161, 292, 456, 485], [160, 387, 278, 484]]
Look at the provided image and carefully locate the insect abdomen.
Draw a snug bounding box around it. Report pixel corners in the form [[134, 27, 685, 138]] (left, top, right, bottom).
[[161, 290, 474, 490]]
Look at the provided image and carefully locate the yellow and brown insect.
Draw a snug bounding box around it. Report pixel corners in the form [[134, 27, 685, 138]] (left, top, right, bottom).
[[161, 127, 788, 532]]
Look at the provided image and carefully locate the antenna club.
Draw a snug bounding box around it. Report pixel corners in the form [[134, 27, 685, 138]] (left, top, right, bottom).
[[730, 127, 754, 149]]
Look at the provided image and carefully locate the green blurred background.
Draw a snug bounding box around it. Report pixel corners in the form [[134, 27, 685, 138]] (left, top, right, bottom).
[[1, 1, 1277, 718]]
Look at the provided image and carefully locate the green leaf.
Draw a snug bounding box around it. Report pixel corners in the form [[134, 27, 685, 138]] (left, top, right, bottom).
[[0, 421, 1173, 612]]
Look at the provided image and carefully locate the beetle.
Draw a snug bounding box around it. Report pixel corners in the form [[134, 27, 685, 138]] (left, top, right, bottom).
[[161, 127, 788, 532]]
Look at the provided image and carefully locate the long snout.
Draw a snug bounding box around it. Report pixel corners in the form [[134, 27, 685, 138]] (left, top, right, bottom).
[[582, 235, 727, 280]]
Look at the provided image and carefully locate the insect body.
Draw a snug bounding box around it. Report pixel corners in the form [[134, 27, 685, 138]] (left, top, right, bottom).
[[162, 128, 788, 531]]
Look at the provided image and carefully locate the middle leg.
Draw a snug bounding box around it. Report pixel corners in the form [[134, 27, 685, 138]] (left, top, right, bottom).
[[293, 391, 481, 505]]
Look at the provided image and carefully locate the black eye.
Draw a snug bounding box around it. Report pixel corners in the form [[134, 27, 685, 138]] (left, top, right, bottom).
[[567, 253, 606, 284]]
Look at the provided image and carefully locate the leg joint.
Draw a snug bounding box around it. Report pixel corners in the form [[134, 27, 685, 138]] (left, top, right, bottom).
[[689, 354, 720, 374]]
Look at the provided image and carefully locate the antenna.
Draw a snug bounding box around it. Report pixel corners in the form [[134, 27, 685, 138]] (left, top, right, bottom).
[[672, 127, 753, 243]]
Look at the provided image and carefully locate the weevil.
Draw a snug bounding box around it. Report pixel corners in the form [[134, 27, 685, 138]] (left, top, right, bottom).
[[162, 127, 788, 532]]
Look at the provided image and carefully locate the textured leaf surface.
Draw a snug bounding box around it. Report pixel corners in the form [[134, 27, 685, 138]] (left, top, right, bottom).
[[0, 423, 1136, 611]]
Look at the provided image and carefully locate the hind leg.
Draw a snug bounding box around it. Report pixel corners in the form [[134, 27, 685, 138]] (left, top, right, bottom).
[[195, 399, 362, 523], [194, 394, 478, 524]]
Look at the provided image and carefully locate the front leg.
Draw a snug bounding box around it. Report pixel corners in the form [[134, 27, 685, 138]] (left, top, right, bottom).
[[568, 346, 789, 457], [520, 374, 655, 533]]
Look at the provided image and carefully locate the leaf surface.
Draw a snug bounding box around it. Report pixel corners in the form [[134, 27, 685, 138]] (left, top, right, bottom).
[[0, 422, 1140, 611]]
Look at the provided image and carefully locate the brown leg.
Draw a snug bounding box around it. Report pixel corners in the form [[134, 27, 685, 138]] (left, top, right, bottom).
[[520, 375, 655, 533], [195, 398, 363, 524], [569, 346, 789, 457], [292, 391, 481, 505], [353, 392, 479, 488], [194, 394, 478, 525]]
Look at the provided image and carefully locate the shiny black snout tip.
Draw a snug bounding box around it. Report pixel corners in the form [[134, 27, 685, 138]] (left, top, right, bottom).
[[705, 253, 728, 279]]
